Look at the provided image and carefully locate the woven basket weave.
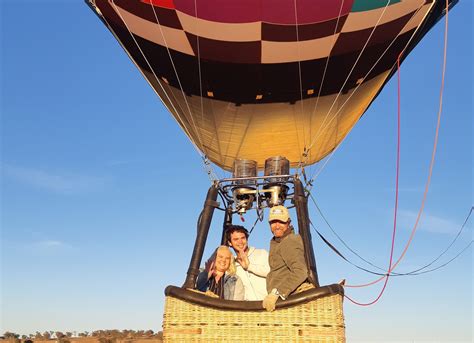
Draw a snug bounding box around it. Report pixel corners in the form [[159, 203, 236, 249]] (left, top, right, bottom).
[[163, 293, 345, 342]]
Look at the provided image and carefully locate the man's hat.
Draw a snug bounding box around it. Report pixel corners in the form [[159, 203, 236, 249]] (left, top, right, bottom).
[[268, 205, 290, 223]]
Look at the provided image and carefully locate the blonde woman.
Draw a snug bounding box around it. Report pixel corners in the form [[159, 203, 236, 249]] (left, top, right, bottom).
[[196, 246, 245, 300]]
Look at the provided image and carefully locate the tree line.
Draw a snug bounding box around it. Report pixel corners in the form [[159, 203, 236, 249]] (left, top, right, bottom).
[[2, 330, 163, 342]]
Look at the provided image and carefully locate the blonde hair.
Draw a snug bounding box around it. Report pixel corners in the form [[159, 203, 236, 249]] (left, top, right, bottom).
[[210, 245, 236, 276]]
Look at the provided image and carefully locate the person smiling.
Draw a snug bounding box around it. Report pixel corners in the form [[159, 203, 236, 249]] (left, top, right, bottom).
[[196, 245, 245, 300], [225, 225, 270, 301], [263, 206, 308, 312]]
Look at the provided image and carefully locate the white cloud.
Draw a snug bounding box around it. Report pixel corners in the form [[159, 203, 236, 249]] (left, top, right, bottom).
[[2, 164, 108, 194], [35, 240, 64, 247], [27, 239, 74, 253], [398, 209, 466, 235]]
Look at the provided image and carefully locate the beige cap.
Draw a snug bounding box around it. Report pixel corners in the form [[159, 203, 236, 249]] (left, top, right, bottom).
[[268, 205, 290, 223]]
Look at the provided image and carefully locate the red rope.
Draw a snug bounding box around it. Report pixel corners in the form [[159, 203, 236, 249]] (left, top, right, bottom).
[[345, 0, 450, 292], [344, 54, 402, 306]]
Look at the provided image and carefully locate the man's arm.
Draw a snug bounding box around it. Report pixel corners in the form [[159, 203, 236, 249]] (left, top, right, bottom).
[[274, 235, 308, 298], [247, 249, 270, 277]]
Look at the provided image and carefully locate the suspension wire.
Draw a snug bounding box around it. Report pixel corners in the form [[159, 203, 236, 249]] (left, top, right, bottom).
[[202, 155, 219, 182], [193, 0, 225, 180], [293, 0, 308, 175], [402, 206, 473, 275], [193, 0, 205, 144], [311, 211, 473, 277], [109, 1, 218, 182], [307, 0, 346, 167], [304, 0, 392, 165], [302, 2, 428, 175], [192, 0, 224, 181], [309, 193, 386, 272], [346, 0, 450, 289], [248, 215, 262, 236], [309, 181, 473, 274], [402, 241, 473, 276], [304, 4, 431, 191], [148, 3, 209, 160], [147, 2, 218, 181], [109, 2, 199, 153], [310, 204, 473, 277], [198, 1, 227, 180], [310, 221, 387, 276]]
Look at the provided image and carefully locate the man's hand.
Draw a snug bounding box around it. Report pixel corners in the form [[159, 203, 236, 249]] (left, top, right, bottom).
[[262, 293, 279, 312], [236, 250, 249, 270]]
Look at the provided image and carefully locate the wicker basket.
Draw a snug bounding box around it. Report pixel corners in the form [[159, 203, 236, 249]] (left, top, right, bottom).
[[162, 292, 345, 342]]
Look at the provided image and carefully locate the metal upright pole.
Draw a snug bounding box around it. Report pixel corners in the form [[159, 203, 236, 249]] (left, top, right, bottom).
[[293, 178, 320, 287], [182, 184, 219, 289], [220, 206, 233, 245]]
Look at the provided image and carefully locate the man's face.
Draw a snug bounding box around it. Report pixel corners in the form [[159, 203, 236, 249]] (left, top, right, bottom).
[[215, 247, 232, 273], [228, 231, 248, 252], [270, 220, 290, 238]]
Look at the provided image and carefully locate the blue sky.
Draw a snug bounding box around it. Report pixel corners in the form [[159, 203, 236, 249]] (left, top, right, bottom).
[[1, 0, 472, 341]]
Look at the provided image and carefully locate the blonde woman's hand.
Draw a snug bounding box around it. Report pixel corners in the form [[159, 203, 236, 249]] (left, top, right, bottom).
[[205, 259, 215, 279]]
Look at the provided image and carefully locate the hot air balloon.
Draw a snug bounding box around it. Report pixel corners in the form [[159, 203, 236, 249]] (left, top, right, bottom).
[[87, 0, 457, 341]]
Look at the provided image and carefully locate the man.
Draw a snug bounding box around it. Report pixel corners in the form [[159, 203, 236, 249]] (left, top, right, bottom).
[[225, 225, 269, 300], [196, 245, 245, 300], [263, 205, 308, 312]]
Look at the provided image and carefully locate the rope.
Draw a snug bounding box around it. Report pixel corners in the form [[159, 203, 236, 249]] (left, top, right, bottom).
[[346, 0, 450, 288], [343, 49, 402, 305], [309, 176, 473, 274]]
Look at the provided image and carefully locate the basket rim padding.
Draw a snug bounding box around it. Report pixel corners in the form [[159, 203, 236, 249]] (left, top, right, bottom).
[[165, 283, 344, 311]]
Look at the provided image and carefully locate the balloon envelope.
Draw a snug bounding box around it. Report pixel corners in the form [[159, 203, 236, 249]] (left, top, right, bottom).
[[88, 0, 452, 171]]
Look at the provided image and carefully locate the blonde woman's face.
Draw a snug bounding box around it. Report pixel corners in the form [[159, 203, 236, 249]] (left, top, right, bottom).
[[215, 248, 232, 273]]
